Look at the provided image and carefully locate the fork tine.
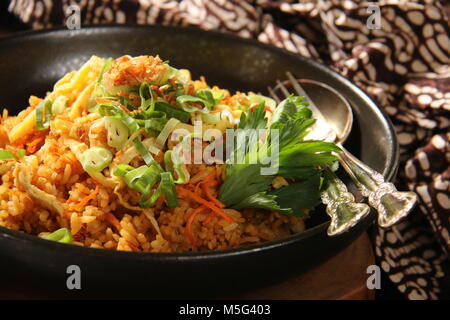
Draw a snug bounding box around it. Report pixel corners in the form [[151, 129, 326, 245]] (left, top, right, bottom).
[[267, 86, 281, 104], [276, 80, 291, 98], [286, 71, 308, 97]]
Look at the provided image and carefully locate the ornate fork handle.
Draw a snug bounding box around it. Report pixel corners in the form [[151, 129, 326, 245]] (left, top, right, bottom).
[[321, 167, 370, 236], [337, 145, 417, 228]]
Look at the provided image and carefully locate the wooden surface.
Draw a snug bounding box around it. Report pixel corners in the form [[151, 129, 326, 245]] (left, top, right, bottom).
[[0, 23, 375, 300], [235, 233, 375, 300]]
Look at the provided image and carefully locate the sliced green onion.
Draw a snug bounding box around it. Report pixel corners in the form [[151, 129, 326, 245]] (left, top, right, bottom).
[[51, 96, 68, 115], [133, 137, 156, 166], [164, 150, 189, 184], [139, 185, 162, 208], [36, 100, 52, 130], [123, 165, 161, 193], [105, 117, 129, 149], [80, 146, 112, 174], [154, 102, 190, 123], [98, 103, 140, 134], [155, 118, 180, 149], [0, 150, 15, 160], [16, 149, 26, 158], [159, 64, 179, 84], [212, 91, 224, 104], [176, 69, 191, 85], [142, 118, 168, 136], [88, 57, 114, 112], [159, 172, 178, 208], [139, 82, 155, 112], [0, 149, 25, 160], [113, 164, 135, 177], [201, 112, 221, 124], [44, 228, 72, 244], [176, 89, 222, 114]]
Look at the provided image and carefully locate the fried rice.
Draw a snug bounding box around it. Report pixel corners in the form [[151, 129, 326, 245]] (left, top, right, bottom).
[[0, 55, 306, 252]]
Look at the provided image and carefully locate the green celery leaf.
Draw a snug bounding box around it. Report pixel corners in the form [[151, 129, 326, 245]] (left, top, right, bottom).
[[218, 164, 273, 207], [269, 174, 322, 216], [232, 191, 288, 213]]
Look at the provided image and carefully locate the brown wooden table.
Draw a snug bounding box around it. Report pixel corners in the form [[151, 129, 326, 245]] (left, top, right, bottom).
[[0, 24, 375, 300]]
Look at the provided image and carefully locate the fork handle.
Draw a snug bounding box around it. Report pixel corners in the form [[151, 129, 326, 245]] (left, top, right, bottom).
[[337, 145, 417, 228], [321, 167, 370, 236]]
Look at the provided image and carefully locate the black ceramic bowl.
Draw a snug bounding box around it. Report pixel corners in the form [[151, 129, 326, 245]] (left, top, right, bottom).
[[0, 26, 398, 299]]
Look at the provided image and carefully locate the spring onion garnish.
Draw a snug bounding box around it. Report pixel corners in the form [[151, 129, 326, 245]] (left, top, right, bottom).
[[36, 100, 52, 130], [159, 172, 178, 208], [88, 57, 113, 112], [164, 150, 189, 184], [122, 165, 162, 194], [114, 164, 164, 208], [139, 82, 155, 113], [113, 164, 135, 177], [140, 186, 162, 208], [51, 96, 68, 115], [80, 146, 112, 174], [44, 228, 73, 244], [105, 117, 129, 149], [0, 149, 25, 160], [159, 63, 179, 84], [176, 89, 223, 113], [155, 118, 180, 149], [98, 103, 140, 134], [154, 102, 190, 123], [200, 112, 221, 124], [133, 137, 157, 166]]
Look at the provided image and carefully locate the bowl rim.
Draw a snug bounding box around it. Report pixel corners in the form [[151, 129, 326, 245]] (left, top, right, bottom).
[[0, 24, 399, 260]]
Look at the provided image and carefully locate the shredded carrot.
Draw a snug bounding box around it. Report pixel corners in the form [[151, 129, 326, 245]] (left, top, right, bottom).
[[26, 135, 46, 154], [176, 186, 234, 223], [194, 172, 216, 194], [105, 212, 122, 232], [186, 205, 209, 247], [201, 181, 224, 208], [71, 184, 100, 211]]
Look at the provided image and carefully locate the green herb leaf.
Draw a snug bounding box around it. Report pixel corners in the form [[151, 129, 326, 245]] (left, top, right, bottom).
[[0, 149, 25, 161], [176, 89, 222, 113], [88, 57, 113, 112], [36, 100, 52, 130], [219, 96, 340, 216], [159, 172, 178, 208], [154, 102, 190, 123], [98, 103, 140, 134], [268, 174, 322, 216], [45, 228, 73, 244]]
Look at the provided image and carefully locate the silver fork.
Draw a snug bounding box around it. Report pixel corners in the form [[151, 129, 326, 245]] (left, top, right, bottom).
[[268, 72, 417, 233]]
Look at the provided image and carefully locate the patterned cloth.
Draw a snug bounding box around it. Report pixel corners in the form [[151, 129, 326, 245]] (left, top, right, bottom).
[[8, 0, 450, 299]]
